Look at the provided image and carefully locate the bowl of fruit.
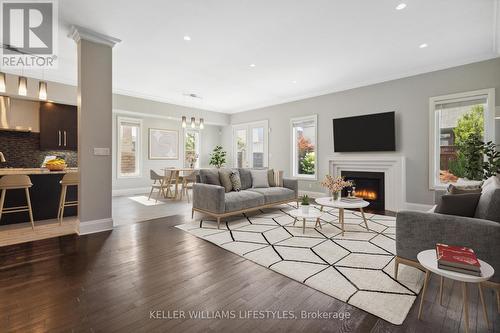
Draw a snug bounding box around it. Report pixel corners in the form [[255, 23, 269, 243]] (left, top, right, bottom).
[[45, 158, 67, 171]]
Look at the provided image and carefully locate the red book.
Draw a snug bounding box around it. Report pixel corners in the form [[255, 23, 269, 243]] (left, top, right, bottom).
[[435, 243, 481, 272]]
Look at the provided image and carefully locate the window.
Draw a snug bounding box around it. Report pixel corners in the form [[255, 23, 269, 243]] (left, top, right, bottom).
[[429, 89, 495, 189], [232, 120, 268, 168], [117, 117, 141, 178], [184, 129, 200, 168], [291, 115, 317, 179]]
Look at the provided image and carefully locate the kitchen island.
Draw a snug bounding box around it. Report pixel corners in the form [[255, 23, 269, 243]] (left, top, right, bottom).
[[0, 168, 78, 225]]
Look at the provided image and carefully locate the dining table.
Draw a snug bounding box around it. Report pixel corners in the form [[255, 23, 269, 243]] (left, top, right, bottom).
[[160, 168, 198, 199]]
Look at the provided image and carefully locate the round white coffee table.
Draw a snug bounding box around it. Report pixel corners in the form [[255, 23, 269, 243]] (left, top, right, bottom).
[[315, 197, 370, 236], [288, 208, 322, 234], [417, 249, 494, 332]]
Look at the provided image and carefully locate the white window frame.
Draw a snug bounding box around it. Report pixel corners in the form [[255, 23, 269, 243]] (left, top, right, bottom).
[[183, 128, 201, 168], [117, 116, 142, 179], [232, 120, 269, 168], [428, 88, 495, 190], [290, 114, 318, 180]]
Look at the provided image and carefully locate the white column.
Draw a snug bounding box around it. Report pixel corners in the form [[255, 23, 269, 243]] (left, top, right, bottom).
[[69, 26, 120, 234]]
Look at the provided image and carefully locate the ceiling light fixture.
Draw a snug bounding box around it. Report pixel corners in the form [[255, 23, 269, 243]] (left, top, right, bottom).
[[181, 116, 187, 128], [419, 43, 428, 48], [292, 80, 297, 84], [0, 72, 5, 93], [190, 117, 196, 129], [199, 118, 204, 129], [38, 81, 47, 100], [249, 63, 256, 68], [18, 76, 27, 96], [395, 3, 407, 10], [183, 35, 191, 41]]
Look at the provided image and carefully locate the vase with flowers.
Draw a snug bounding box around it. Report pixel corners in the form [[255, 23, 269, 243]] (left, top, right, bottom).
[[320, 175, 353, 201], [185, 152, 199, 169]]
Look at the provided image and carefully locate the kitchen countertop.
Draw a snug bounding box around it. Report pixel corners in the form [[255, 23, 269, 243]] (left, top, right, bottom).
[[0, 167, 78, 175]]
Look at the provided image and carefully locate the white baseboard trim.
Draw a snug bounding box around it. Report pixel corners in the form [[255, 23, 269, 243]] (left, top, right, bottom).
[[403, 202, 434, 212], [112, 187, 150, 197], [299, 190, 327, 198], [78, 218, 113, 235]]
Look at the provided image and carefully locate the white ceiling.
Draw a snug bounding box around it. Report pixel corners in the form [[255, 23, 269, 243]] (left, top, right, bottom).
[[9, 0, 500, 113]]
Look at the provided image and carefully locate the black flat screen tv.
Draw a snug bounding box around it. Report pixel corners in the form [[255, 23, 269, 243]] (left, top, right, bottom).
[[333, 111, 395, 152]]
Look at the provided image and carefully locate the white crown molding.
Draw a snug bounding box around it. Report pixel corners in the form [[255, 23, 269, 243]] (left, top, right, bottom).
[[112, 108, 229, 126], [68, 25, 121, 48], [78, 218, 114, 235]]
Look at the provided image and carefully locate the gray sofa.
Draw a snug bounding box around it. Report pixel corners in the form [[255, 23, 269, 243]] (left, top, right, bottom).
[[395, 176, 500, 310], [192, 168, 298, 228]]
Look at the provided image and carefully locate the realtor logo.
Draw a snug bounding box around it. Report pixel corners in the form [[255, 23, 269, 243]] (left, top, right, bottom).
[[1, 0, 58, 68]]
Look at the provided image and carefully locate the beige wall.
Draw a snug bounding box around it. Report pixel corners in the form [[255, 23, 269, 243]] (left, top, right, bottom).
[[225, 57, 500, 206]]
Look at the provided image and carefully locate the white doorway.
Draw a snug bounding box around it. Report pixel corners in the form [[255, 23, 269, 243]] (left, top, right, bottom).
[[232, 120, 269, 168]]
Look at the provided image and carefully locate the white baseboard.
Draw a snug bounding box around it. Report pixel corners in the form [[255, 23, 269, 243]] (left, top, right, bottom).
[[298, 190, 326, 198], [403, 202, 434, 212], [112, 187, 150, 197], [78, 218, 113, 235]]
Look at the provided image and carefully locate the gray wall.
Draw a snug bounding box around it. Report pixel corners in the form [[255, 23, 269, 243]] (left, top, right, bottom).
[[225, 58, 500, 205]]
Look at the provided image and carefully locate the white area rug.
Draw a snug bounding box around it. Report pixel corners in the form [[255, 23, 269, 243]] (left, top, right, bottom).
[[176, 204, 424, 325]]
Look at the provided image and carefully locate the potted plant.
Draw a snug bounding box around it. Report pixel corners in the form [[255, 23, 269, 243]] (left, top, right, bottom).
[[185, 152, 198, 169], [300, 195, 311, 214], [320, 175, 353, 201], [209, 145, 227, 168]]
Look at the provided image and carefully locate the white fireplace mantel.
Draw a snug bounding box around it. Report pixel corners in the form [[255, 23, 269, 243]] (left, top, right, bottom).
[[329, 154, 406, 211]]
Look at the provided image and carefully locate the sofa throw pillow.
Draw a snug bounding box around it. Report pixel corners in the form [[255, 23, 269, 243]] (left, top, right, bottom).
[[238, 168, 253, 190], [267, 169, 276, 187], [199, 169, 221, 186], [435, 193, 481, 217], [251, 169, 269, 188], [218, 169, 233, 193], [447, 184, 482, 195], [230, 170, 242, 191]]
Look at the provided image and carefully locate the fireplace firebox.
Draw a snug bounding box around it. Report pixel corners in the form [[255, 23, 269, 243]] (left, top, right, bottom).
[[341, 171, 385, 211]]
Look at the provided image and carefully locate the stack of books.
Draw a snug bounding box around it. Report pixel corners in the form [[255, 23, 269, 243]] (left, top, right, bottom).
[[435, 243, 481, 276]]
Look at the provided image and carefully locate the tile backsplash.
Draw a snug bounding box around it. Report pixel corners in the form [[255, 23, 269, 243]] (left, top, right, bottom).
[[0, 131, 77, 168]]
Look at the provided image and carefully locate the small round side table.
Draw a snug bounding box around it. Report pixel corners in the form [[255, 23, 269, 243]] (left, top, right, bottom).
[[417, 249, 494, 332], [288, 208, 322, 234], [315, 197, 370, 236]]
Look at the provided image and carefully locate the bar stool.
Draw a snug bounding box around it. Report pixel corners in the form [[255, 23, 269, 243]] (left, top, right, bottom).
[[0, 175, 35, 230], [58, 172, 79, 224]]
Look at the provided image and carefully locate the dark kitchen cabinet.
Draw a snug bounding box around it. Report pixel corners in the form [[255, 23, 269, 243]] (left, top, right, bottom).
[[40, 102, 77, 150]]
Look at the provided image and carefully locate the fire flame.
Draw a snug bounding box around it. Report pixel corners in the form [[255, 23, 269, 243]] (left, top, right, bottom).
[[355, 189, 377, 200]]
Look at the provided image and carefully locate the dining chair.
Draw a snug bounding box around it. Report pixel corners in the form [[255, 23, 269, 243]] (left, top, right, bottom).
[[148, 170, 174, 202], [180, 171, 196, 203]]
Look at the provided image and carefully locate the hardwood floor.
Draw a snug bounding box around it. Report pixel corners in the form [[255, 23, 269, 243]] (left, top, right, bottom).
[[0, 213, 498, 332]]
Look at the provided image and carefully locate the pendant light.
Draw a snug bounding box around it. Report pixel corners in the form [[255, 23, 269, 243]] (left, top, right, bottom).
[[0, 72, 5, 93], [18, 76, 27, 96], [181, 116, 187, 128], [190, 117, 196, 128], [38, 81, 47, 100], [199, 118, 204, 129]]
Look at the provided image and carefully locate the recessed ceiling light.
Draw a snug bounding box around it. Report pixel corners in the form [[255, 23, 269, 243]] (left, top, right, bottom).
[[419, 43, 428, 48], [183, 35, 191, 41], [249, 63, 256, 68], [292, 80, 297, 84], [395, 3, 407, 10]]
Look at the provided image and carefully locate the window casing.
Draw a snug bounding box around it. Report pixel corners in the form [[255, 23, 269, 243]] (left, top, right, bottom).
[[291, 115, 318, 180], [117, 117, 142, 178], [429, 89, 495, 189], [184, 129, 200, 168]]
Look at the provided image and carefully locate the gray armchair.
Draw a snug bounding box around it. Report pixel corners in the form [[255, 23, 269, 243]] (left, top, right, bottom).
[[395, 178, 500, 312]]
